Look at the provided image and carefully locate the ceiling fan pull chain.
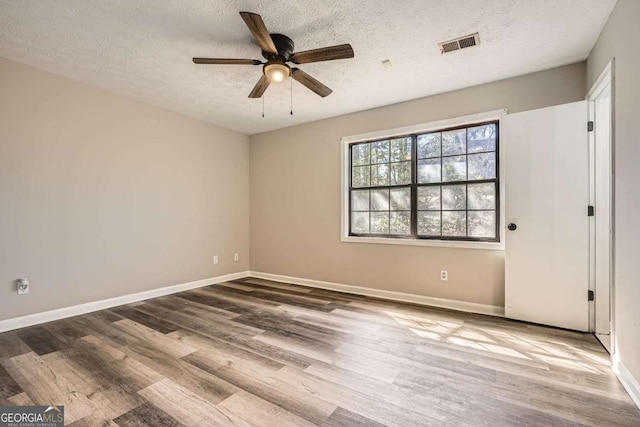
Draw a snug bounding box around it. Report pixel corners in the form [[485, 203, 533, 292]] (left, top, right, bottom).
[[290, 78, 293, 116], [262, 95, 265, 118]]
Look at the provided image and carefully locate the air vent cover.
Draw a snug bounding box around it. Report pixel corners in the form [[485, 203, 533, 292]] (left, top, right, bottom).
[[438, 33, 480, 54]]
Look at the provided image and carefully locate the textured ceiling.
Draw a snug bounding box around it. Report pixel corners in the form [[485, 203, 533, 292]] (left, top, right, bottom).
[[0, 0, 616, 135]]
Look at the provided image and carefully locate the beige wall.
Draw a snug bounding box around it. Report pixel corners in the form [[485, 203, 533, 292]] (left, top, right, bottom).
[[0, 57, 250, 321], [587, 0, 640, 390], [250, 62, 586, 308]]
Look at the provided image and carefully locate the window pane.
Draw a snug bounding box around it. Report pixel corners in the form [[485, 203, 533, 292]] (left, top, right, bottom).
[[442, 185, 466, 210], [371, 212, 389, 234], [371, 164, 390, 186], [390, 138, 411, 162], [418, 211, 440, 236], [442, 129, 466, 156], [352, 143, 370, 166], [417, 186, 440, 210], [371, 140, 389, 164], [469, 211, 496, 238], [418, 158, 441, 183], [468, 183, 495, 210], [467, 124, 496, 153], [468, 152, 496, 180], [371, 189, 389, 211], [442, 211, 466, 236], [390, 187, 410, 210], [417, 133, 441, 158], [442, 155, 466, 182], [352, 166, 370, 187], [348, 121, 498, 242], [390, 161, 411, 185], [351, 212, 369, 233], [390, 211, 410, 235], [351, 189, 369, 211]]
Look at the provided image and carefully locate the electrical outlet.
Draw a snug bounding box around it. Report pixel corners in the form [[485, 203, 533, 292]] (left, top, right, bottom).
[[234, 253, 239, 262], [440, 270, 448, 281], [17, 278, 30, 295], [213, 255, 219, 265]]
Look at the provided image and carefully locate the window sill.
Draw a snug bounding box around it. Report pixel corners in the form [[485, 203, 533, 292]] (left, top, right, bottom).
[[341, 235, 505, 250]]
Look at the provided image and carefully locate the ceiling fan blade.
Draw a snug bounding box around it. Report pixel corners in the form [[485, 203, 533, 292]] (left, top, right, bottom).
[[193, 58, 262, 65], [239, 12, 278, 55], [248, 74, 271, 98], [291, 68, 332, 97], [291, 44, 354, 64]]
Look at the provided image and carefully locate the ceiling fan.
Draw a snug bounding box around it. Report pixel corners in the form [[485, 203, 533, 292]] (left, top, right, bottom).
[[193, 12, 354, 98]]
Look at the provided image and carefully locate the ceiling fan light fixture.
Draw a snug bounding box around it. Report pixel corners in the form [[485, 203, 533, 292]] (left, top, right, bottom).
[[264, 62, 290, 83]]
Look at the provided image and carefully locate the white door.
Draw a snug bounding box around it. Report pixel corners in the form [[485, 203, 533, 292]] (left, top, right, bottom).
[[503, 101, 589, 332]]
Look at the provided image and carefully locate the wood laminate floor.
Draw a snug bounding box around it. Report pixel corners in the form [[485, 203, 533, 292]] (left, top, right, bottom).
[[1, 278, 638, 426]]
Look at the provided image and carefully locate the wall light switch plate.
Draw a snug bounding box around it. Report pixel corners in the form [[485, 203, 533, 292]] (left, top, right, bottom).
[[17, 278, 30, 295]]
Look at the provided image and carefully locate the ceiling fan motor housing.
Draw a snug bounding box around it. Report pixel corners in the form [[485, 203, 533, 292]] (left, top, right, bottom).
[[264, 33, 295, 61]]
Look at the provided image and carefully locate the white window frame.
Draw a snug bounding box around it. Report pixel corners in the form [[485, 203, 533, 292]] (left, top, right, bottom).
[[340, 110, 507, 250]]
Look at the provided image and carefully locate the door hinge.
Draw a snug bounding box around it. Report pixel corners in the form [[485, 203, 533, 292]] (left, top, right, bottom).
[[588, 205, 595, 216], [588, 121, 594, 132], [588, 290, 595, 301]]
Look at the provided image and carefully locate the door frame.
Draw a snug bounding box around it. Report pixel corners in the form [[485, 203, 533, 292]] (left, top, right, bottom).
[[587, 60, 615, 348]]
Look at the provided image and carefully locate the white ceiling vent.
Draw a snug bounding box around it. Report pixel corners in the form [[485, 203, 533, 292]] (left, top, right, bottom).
[[438, 33, 480, 54]]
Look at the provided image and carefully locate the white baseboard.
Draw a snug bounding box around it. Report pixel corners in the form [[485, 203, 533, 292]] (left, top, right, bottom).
[[613, 354, 640, 410], [0, 271, 250, 333], [0, 269, 504, 333], [249, 271, 505, 317]]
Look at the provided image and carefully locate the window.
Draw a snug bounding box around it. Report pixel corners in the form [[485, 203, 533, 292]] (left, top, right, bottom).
[[348, 121, 499, 242]]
